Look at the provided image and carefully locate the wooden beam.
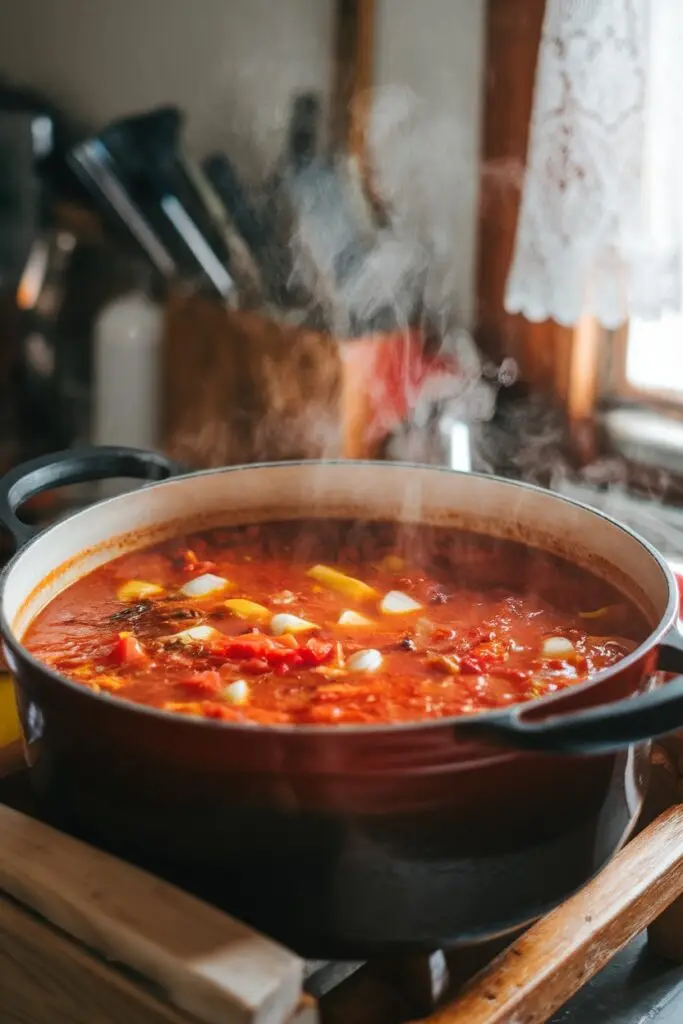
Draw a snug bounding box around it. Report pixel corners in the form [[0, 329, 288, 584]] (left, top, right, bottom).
[[476, 0, 547, 367], [330, 0, 376, 166], [476, 0, 576, 395], [475, 0, 605, 453]]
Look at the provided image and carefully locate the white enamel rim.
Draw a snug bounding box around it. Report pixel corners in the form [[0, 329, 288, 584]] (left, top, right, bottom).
[[1, 459, 679, 737]]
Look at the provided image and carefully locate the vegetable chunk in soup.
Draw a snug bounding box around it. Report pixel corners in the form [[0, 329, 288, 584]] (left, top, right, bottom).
[[23, 519, 648, 726]]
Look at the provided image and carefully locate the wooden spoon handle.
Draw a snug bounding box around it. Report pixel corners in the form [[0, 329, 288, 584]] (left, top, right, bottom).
[[421, 805, 683, 1024]]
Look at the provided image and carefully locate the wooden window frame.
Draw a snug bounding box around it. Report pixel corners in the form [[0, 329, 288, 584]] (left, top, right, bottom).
[[475, 0, 609, 455], [477, 0, 683, 460], [331, 0, 375, 169]]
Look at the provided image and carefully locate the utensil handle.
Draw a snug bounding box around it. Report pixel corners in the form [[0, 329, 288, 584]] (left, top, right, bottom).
[[455, 628, 683, 755], [0, 446, 183, 549]]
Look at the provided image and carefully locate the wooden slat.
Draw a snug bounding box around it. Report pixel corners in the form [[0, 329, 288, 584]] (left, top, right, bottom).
[[330, 0, 376, 164], [0, 894, 199, 1024], [0, 804, 305, 1024], [475, 0, 547, 368], [419, 805, 683, 1024], [640, 735, 683, 962]]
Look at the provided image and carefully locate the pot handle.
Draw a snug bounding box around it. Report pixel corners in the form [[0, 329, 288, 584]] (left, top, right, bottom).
[[454, 628, 683, 755], [0, 446, 183, 549]]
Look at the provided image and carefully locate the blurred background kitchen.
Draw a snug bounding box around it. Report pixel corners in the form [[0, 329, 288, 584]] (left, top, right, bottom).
[[1, 0, 683, 561]]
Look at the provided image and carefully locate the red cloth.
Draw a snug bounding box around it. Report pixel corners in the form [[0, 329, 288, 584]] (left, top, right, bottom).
[[344, 330, 461, 447]]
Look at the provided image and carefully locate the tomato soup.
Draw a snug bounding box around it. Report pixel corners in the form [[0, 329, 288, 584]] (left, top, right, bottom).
[[23, 519, 647, 726]]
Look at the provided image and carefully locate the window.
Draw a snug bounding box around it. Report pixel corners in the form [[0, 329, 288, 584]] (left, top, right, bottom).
[[603, 319, 683, 475], [621, 315, 683, 400]]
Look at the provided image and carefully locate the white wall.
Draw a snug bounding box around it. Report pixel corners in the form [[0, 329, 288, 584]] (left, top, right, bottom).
[[0, 0, 335, 181], [0, 0, 484, 319], [374, 0, 485, 325]]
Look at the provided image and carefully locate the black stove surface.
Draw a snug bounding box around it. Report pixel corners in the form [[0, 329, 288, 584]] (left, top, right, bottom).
[[553, 934, 683, 1024]]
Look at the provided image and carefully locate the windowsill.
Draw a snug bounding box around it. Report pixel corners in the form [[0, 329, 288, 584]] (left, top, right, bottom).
[[552, 474, 683, 562], [602, 406, 683, 476], [465, 394, 683, 561]]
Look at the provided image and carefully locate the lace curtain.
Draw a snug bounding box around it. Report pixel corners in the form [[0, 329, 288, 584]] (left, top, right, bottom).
[[505, 0, 683, 329]]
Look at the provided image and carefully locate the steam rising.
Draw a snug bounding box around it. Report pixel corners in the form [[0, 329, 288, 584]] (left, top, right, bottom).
[[171, 87, 581, 488], [169, 85, 504, 470]]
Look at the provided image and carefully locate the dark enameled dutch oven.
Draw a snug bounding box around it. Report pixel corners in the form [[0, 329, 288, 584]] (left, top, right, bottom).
[[2, 447, 683, 958]]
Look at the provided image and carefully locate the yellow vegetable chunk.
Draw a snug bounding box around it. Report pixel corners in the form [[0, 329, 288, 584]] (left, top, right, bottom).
[[578, 606, 612, 620], [224, 598, 271, 623], [307, 564, 377, 602], [116, 580, 164, 603]]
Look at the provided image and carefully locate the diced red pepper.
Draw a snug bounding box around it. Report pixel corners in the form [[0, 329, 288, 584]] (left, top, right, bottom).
[[430, 626, 456, 643], [241, 658, 270, 675], [177, 670, 222, 696], [294, 638, 334, 667], [185, 561, 217, 575], [470, 641, 509, 668], [215, 633, 333, 670], [201, 701, 243, 721], [307, 704, 345, 723], [460, 655, 485, 675], [111, 632, 147, 666], [465, 628, 495, 648], [316, 683, 380, 701], [216, 633, 281, 659], [490, 667, 529, 684], [181, 549, 217, 575]]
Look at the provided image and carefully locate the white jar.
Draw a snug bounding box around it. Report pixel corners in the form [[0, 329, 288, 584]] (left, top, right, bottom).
[[93, 290, 162, 451], [92, 290, 162, 498]]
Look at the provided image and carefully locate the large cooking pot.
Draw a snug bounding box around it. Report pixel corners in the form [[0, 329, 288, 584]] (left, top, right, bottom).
[[2, 447, 683, 958]]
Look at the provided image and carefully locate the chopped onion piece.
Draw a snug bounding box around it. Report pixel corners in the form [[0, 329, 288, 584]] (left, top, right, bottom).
[[379, 590, 423, 615], [169, 625, 221, 645], [116, 580, 164, 603], [180, 574, 231, 598], [337, 610, 374, 627], [307, 564, 377, 601], [270, 612, 317, 636], [347, 648, 383, 673], [224, 598, 270, 622], [224, 679, 249, 705], [541, 636, 575, 660]]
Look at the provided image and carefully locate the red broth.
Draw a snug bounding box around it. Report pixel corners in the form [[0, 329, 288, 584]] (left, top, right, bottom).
[[23, 519, 649, 726]]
